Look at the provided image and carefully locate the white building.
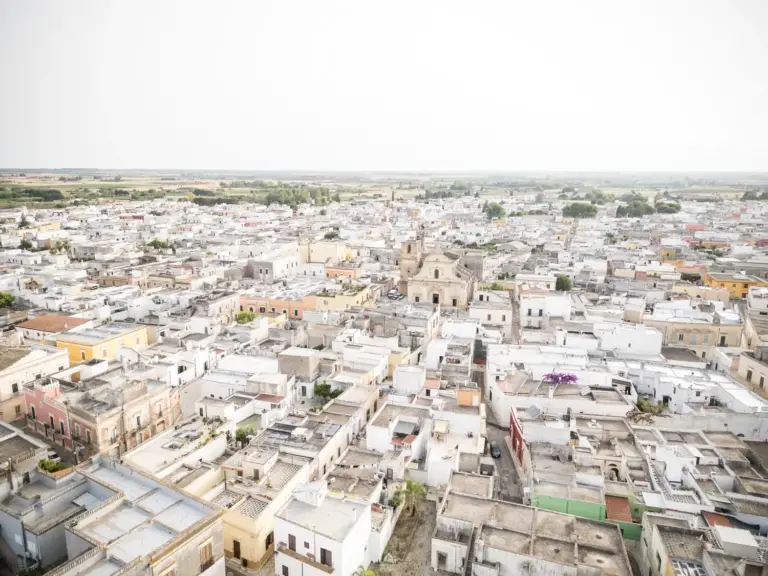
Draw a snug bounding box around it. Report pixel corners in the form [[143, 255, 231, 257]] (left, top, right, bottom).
[[275, 481, 372, 576]]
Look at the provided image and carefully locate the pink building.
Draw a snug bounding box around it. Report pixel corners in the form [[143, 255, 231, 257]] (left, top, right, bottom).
[[25, 380, 73, 449]]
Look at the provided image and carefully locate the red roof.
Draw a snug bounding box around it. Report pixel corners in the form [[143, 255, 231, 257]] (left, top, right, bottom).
[[18, 315, 89, 333], [703, 511, 733, 528], [256, 393, 285, 403], [424, 379, 441, 389], [605, 495, 632, 523]]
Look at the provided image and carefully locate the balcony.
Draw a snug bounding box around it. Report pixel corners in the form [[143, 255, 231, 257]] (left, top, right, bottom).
[[278, 544, 333, 574]]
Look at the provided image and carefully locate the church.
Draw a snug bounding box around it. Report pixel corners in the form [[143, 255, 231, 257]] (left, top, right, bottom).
[[399, 237, 474, 308]]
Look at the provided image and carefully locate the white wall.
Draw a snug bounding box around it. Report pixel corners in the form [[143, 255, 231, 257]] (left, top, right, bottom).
[[393, 365, 425, 395]]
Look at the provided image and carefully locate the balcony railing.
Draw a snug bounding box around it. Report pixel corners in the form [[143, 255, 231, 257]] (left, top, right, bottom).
[[278, 544, 333, 574]]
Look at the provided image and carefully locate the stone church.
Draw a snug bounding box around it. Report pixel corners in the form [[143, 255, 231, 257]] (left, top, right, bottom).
[[399, 238, 474, 308]]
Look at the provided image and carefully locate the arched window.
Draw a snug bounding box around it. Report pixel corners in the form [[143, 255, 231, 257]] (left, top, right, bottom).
[[434, 269, 440, 279]]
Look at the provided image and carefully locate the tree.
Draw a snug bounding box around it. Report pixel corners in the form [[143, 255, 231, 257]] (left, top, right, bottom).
[[18, 215, 29, 229], [235, 426, 255, 444], [146, 238, 170, 250], [616, 201, 655, 217], [236, 311, 256, 324], [486, 202, 505, 220], [562, 202, 597, 218], [38, 458, 66, 473], [18, 238, 33, 250], [353, 567, 376, 576], [555, 274, 572, 292], [324, 230, 340, 240], [391, 479, 425, 516], [0, 292, 14, 308]]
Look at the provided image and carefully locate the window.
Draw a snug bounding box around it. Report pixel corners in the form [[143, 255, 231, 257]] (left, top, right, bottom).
[[294, 309, 299, 317], [678, 333, 684, 342], [14, 405, 21, 416], [761, 376, 765, 389], [747, 370, 753, 382], [81, 351, 86, 361], [487, 314, 491, 321], [305, 541, 310, 549], [538, 309, 543, 317], [502, 315, 506, 321], [414, 296, 419, 303], [527, 309, 532, 316], [479, 294, 484, 301], [30, 405, 36, 420], [60, 421, 65, 435], [696, 391, 701, 397], [702, 334, 709, 344], [288, 534, 296, 552], [199, 541, 214, 571], [320, 548, 333, 567], [11, 383, 18, 394], [136, 415, 141, 428], [282, 566, 289, 576], [85, 429, 91, 444], [159, 566, 177, 576], [101, 347, 107, 358]]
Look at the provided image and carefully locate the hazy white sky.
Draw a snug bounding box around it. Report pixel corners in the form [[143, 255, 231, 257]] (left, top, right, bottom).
[[1, 1, 767, 171]]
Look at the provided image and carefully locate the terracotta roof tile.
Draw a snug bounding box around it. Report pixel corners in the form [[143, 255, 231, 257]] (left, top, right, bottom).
[[17, 315, 89, 334], [702, 511, 732, 528], [605, 495, 632, 523]]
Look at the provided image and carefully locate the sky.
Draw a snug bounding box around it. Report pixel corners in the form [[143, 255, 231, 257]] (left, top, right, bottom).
[[1, 1, 767, 172]]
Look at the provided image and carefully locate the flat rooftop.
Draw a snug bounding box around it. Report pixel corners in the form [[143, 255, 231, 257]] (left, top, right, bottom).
[[448, 472, 493, 498], [59, 457, 220, 574], [438, 493, 629, 575], [278, 493, 367, 541]]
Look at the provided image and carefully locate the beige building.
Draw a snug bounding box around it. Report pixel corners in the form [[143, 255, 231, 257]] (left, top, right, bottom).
[[406, 250, 474, 308], [399, 237, 424, 291], [671, 282, 730, 304], [300, 239, 356, 264], [642, 317, 743, 360], [737, 347, 768, 392]]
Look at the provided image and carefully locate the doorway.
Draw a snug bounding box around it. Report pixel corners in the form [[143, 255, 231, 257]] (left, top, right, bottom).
[[233, 540, 241, 560], [432, 294, 439, 304]]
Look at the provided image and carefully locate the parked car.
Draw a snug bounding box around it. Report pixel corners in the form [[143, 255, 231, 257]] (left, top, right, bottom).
[[489, 441, 501, 458], [46, 451, 61, 463]]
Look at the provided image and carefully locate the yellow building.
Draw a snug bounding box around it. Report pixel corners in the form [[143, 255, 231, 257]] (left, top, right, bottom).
[[56, 323, 149, 364], [701, 272, 768, 299], [315, 284, 375, 311]]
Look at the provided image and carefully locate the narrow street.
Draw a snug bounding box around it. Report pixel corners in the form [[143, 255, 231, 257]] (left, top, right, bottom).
[[485, 405, 522, 503]]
